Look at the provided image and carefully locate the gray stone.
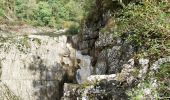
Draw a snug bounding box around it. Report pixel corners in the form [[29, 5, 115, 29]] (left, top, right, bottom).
[[78, 41, 89, 50], [62, 74, 128, 100], [0, 34, 93, 100], [95, 32, 114, 48]]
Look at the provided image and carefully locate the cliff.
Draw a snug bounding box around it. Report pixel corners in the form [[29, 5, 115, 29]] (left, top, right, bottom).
[[0, 0, 169, 100]]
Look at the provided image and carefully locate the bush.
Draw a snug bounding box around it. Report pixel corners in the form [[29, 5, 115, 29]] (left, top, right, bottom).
[[0, 8, 4, 16], [156, 63, 170, 97], [114, 0, 170, 59], [116, 1, 170, 99], [34, 1, 52, 26], [66, 24, 79, 35], [0, 0, 92, 28]]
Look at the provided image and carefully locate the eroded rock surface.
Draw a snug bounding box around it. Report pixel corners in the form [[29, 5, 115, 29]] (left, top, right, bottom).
[[0, 32, 92, 100]]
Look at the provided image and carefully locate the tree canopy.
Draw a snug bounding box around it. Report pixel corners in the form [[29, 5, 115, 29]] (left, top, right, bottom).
[[0, 0, 93, 28]]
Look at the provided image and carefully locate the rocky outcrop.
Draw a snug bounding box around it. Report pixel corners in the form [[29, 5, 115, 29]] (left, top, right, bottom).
[[0, 34, 70, 100], [78, 0, 136, 75], [62, 56, 170, 100], [61, 58, 144, 100], [62, 0, 153, 100], [81, 25, 135, 75], [62, 79, 128, 100], [0, 31, 92, 100], [0, 0, 168, 100]]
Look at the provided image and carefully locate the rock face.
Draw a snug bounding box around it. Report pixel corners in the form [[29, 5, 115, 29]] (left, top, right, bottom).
[[94, 33, 134, 74], [78, 0, 135, 75], [0, 0, 166, 100], [62, 1, 137, 98], [63, 56, 169, 100], [62, 0, 140, 100], [62, 79, 129, 100], [0, 32, 92, 100], [62, 59, 137, 100]]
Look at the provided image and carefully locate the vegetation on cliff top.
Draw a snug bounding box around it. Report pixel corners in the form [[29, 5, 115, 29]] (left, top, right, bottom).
[[101, 0, 170, 59], [0, 0, 93, 29], [113, 0, 170, 99], [99, 0, 170, 99]]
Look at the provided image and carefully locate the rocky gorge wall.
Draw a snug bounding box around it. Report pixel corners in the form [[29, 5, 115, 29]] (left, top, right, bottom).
[[0, 29, 93, 100], [62, 0, 170, 100], [0, 0, 143, 100], [77, 0, 135, 75], [0, 0, 169, 100]]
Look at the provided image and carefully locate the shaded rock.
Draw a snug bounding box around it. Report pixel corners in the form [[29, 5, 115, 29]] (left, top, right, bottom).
[[94, 41, 134, 74]]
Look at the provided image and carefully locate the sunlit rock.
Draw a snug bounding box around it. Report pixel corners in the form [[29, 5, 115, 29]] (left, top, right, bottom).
[[0, 33, 92, 100]]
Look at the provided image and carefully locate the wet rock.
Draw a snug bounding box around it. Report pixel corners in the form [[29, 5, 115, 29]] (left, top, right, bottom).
[[75, 51, 93, 84], [95, 49, 108, 74]]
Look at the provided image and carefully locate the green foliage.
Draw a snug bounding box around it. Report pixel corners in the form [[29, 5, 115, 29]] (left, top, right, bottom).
[[127, 62, 170, 99], [82, 0, 95, 16], [156, 63, 170, 97], [0, 0, 93, 28], [15, 0, 34, 19], [34, 1, 52, 26], [114, 0, 170, 58], [66, 24, 80, 35], [114, 1, 170, 98], [127, 80, 159, 100], [0, 8, 4, 16]]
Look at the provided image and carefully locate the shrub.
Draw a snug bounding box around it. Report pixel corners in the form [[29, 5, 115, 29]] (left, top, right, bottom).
[[156, 63, 170, 97], [0, 0, 91, 28], [0, 8, 4, 17], [66, 24, 79, 35], [114, 0, 170, 59], [34, 1, 52, 26]]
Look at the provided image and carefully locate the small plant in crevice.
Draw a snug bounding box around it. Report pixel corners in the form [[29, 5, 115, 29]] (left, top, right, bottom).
[[15, 36, 31, 53], [66, 24, 80, 35]]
